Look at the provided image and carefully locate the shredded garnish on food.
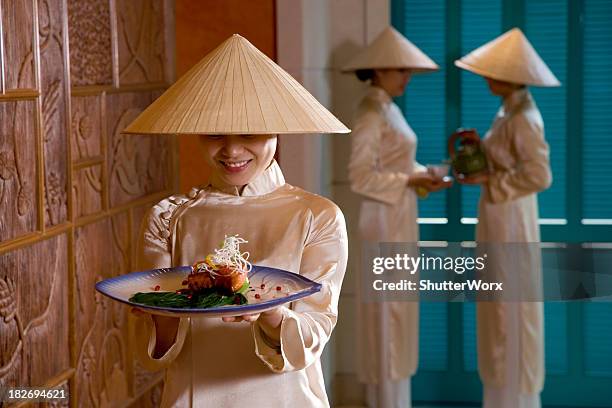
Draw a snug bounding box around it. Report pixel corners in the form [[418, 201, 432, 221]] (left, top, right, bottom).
[[194, 235, 252, 277], [130, 235, 252, 309]]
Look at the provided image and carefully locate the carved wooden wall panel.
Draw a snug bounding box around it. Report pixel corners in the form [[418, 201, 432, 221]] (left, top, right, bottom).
[[107, 91, 170, 208], [0, 100, 37, 242], [40, 0, 69, 227], [1, 0, 36, 90], [116, 0, 166, 85], [0, 234, 70, 389], [71, 95, 103, 160], [72, 165, 103, 218], [0, 0, 175, 406], [67, 0, 113, 86], [74, 214, 130, 407]]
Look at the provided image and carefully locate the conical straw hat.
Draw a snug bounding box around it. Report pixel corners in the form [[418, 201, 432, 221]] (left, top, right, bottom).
[[342, 26, 438, 72], [455, 28, 560, 87], [123, 34, 350, 135]]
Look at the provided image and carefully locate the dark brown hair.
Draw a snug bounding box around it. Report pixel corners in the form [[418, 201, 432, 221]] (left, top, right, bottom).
[[355, 69, 375, 82]]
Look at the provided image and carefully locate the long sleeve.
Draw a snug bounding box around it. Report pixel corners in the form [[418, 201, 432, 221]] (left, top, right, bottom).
[[252, 202, 349, 372], [132, 199, 189, 371], [413, 160, 427, 174], [486, 114, 552, 204], [348, 110, 410, 205]]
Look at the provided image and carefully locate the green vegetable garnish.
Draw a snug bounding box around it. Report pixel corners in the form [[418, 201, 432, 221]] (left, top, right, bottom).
[[237, 278, 250, 294], [130, 289, 247, 309]]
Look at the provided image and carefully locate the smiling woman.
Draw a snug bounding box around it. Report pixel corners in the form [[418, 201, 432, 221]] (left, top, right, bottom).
[[121, 33, 350, 408], [200, 134, 277, 194], [341, 26, 448, 408]]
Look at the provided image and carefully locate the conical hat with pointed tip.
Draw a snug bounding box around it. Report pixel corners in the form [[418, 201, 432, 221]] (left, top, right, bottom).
[[123, 34, 350, 135], [455, 28, 560, 87], [342, 26, 438, 72]]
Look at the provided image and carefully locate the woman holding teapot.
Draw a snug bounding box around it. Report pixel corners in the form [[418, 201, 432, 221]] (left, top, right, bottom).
[[455, 28, 558, 408]]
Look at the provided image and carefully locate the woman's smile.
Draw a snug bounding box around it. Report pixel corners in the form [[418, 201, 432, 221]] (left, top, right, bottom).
[[218, 158, 253, 173], [200, 134, 277, 193]]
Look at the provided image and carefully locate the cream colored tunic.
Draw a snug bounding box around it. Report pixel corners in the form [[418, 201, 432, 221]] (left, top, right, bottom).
[[348, 86, 423, 383], [476, 88, 552, 396], [132, 161, 348, 407]]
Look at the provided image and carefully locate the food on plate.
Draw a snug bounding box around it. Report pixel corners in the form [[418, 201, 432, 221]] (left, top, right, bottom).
[[188, 235, 251, 293], [130, 235, 252, 309]]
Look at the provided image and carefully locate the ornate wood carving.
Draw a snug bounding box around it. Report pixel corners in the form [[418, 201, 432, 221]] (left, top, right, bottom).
[[39, 0, 69, 227], [1, 0, 35, 90], [0, 234, 69, 388], [72, 165, 103, 218], [71, 95, 103, 160], [0, 100, 37, 242], [67, 0, 113, 86], [116, 0, 166, 85], [75, 213, 131, 408], [0, 0, 173, 405], [107, 92, 170, 208]]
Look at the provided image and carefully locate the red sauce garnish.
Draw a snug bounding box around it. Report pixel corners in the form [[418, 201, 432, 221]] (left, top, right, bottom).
[[260, 284, 265, 289], [255, 294, 261, 299], [276, 286, 282, 291], [154, 285, 161, 291]]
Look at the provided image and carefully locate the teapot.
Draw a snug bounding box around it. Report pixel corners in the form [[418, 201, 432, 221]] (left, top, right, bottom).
[[448, 128, 488, 177]]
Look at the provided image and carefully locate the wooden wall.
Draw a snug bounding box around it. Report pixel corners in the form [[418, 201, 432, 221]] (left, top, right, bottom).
[[0, 0, 175, 406]]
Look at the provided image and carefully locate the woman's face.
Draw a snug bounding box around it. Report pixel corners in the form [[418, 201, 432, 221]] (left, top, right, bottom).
[[200, 134, 277, 191], [374, 68, 412, 97], [485, 77, 523, 97]]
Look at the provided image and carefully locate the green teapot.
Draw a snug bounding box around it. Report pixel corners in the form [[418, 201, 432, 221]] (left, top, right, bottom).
[[448, 128, 488, 177]]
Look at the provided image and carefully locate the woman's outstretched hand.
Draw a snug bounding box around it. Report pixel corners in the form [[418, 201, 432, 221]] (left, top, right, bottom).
[[408, 172, 453, 192], [222, 313, 260, 323], [428, 176, 453, 192], [223, 308, 284, 344], [222, 307, 283, 326]]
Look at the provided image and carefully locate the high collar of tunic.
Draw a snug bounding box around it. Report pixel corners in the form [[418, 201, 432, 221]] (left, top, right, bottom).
[[206, 160, 285, 197], [367, 85, 393, 105], [502, 87, 531, 116]]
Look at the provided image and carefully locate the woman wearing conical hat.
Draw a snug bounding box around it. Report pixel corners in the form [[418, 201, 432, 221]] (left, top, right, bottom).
[[126, 34, 349, 407], [455, 28, 558, 408], [343, 27, 451, 408]]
